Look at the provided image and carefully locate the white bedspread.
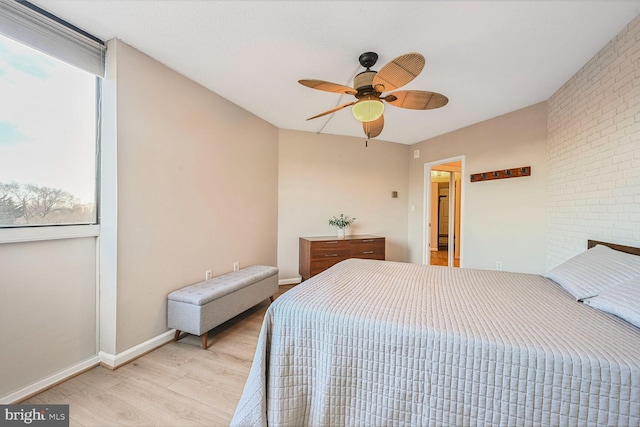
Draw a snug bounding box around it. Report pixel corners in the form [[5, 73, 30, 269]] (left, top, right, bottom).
[[231, 259, 640, 426]]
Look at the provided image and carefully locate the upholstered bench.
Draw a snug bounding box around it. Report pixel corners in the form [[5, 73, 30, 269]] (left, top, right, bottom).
[[168, 265, 279, 349]]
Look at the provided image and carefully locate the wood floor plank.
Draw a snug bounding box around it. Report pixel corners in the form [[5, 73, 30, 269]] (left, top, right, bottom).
[[64, 386, 148, 427], [105, 376, 228, 426], [166, 376, 242, 419], [182, 352, 250, 384], [74, 366, 130, 392], [116, 349, 193, 388]]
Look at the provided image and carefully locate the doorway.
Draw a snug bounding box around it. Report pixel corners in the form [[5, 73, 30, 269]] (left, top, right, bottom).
[[424, 157, 463, 267]]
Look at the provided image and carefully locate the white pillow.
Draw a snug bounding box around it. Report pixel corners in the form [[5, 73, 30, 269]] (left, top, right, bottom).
[[545, 244, 640, 300], [583, 276, 640, 329]]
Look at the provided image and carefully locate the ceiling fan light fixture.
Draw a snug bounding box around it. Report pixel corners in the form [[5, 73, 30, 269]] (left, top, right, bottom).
[[352, 98, 384, 122]]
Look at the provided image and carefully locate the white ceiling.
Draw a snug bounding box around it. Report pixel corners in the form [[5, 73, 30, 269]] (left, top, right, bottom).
[[30, 1, 640, 145]]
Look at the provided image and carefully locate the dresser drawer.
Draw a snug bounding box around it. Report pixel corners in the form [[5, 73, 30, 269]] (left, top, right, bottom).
[[350, 238, 385, 259], [310, 240, 350, 259], [310, 257, 349, 277]]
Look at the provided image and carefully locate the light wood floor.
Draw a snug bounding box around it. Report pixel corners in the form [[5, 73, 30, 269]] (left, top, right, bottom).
[[22, 285, 295, 427], [430, 249, 460, 267]]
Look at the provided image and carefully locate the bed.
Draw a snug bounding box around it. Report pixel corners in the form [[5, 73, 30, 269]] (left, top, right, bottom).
[[231, 241, 640, 426]]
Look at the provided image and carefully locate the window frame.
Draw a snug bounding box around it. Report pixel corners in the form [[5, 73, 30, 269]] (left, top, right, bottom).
[[0, 223, 100, 244]]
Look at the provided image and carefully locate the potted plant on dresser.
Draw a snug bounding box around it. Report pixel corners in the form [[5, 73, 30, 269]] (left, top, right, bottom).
[[329, 214, 356, 239]]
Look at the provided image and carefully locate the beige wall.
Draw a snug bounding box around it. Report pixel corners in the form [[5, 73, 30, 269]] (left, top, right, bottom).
[[546, 14, 640, 269], [408, 102, 548, 274], [0, 237, 96, 399], [111, 41, 279, 353], [278, 129, 410, 280]]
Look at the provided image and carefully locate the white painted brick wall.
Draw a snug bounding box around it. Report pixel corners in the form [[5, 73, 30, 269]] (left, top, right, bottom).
[[546, 15, 640, 270]]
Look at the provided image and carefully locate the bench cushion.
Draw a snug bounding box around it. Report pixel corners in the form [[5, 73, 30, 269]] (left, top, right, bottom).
[[168, 265, 278, 305]]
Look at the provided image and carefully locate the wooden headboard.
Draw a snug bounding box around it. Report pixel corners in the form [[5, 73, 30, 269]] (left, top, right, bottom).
[[588, 240, 640, 256]]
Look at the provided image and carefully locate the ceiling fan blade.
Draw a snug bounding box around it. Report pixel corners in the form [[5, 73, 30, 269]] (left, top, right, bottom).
[[385, 90, 448, 110], [306, 102, 355, 120], [372, 52, 425, 92], [299, 79, 357, 95], [363, 114, 384, 138]]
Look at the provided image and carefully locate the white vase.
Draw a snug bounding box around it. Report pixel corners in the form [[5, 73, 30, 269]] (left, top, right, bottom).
[[337, 228, 345, 239]]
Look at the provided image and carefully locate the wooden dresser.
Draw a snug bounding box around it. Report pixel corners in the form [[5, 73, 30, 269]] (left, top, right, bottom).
[[299, 235, 385, 281]]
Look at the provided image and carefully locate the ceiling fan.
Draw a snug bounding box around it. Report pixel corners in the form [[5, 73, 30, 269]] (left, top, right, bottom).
[[299, 52, 448, 139]]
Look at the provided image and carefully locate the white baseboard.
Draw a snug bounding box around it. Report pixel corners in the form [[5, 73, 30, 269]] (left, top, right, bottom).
[[99, 329, 175, 369], [279, 276, 301, 285], [0, 356, 100, 404]]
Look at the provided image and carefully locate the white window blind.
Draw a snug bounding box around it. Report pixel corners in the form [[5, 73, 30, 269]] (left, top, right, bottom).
[[0, 0, 105, 76]]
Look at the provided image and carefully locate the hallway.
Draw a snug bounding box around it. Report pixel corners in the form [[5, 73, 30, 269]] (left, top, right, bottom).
[[429, 250, 460, 267]]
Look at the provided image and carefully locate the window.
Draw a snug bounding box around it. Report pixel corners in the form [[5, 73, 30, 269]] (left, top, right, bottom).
[[0, 1, 104, 228], [0, 34, 98, 226]]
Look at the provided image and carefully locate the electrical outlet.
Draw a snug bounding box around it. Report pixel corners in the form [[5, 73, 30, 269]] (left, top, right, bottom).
[[233, 261, 240, 272], [496, 261, 503, 271], [205, 270, 212, 281]]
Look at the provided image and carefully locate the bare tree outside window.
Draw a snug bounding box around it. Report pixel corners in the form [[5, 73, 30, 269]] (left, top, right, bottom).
[[0, 182, 94, 226], [0, 33, 97, 228]]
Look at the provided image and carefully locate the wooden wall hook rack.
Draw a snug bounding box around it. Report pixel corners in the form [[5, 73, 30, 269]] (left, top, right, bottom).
[[470, 166, 531, 182]]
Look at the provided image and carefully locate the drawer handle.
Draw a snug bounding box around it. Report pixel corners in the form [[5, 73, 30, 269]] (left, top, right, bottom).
[[362, 251, 374, 254], [324, 254, 339, 257], [362, 239, 374, 242], [324, 241, 339, 244]]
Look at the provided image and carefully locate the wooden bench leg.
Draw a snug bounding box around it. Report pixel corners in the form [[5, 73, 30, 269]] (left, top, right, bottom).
[[202, 334, 208, 350], [174, 329, 208, 349]]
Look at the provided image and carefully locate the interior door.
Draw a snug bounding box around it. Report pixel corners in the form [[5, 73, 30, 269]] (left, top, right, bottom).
[[454, 174, 461, 261], [426, 160, 462, 267]]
